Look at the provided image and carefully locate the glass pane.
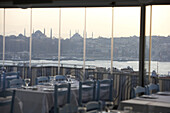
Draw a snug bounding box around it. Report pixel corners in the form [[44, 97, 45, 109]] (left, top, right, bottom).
[[60, 8, 84, 78], [32, 8, 59, 66], [86, 7, 112, 79], [4, 8, 30, 63], [145, 6, 151, 79], [113, 7, 140, 71], [145, 5, 170, 89], [0, 9, 3, 61], [151, 5, 170, 75]]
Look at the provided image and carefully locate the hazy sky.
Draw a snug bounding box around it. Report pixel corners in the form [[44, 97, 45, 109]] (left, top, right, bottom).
[[0, 5, 170, 38]]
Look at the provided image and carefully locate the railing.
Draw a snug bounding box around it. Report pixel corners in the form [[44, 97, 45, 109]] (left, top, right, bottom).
[[0, 60, 96, 68], [159, 78, 170, 91]]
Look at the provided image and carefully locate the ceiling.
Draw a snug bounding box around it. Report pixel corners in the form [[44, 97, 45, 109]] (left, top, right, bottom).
[[0, 0, 170, 8]]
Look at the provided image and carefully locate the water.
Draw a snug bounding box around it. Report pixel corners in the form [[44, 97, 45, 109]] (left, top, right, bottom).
[[0, 60, 170, 75], [61, 60, 170, 74]]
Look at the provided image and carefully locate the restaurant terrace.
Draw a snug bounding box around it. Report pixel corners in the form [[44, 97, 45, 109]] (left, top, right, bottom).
[[0, 0, 170, 113]]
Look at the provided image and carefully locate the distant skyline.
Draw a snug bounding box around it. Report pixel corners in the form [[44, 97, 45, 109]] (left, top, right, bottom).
[[0, 6, 170, 38]]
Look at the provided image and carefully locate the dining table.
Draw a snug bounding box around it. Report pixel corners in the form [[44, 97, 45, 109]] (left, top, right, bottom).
[[119, 91, 170, 113], [15, 81, 79, 113], [14, 80, 110, 113]]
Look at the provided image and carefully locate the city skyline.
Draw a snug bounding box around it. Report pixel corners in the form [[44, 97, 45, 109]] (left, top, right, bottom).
[[1, 30, 170, 62], [0, 6, 170, 38], [1, 28, 167, 39]]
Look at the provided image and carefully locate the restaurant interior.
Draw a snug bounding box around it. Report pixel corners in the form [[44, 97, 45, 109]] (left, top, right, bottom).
[[1, 0, 170, 113]]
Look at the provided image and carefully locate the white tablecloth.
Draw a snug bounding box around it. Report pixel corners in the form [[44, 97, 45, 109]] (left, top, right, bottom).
[[0, 96, 23, 113], [119, 92, 170, 113], [15, 81, 110, 113], [16, 85, 78, 113]]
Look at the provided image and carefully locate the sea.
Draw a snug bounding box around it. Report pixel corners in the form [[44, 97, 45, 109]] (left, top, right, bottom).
[[0, 60, 170, 75]]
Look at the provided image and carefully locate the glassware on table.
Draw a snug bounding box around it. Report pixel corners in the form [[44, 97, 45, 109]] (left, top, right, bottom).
[[105, 106, 110, 113], [124, 106, 133, 113], [67, 77, 72, 83], [67, 75, 73, 83], [24, 78, 31, 87], [50, 76, 55, 86]]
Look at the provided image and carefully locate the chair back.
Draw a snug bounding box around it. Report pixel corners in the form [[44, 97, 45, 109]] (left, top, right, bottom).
[[132, 86, 146, 98], [78, 80, 96, 106], [2, 72, 20, 90], [147, 83, 159, 95], [9, 79, 24, 88], [54, 83, 71, 113], [79, 81, 102, 113], [36, 76, 49, 85], [0, 90, 16, 113], [5, 72, 20, 80], [55, 75, 67, 82], [96, 79, 113, 101]]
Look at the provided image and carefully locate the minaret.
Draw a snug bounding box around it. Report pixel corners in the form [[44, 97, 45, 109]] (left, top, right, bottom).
[[70, 30, 71, 38], [24, 28, 26, 37], [33, 29, 34, 34], [50, 28, 52, 39], [92, 32, 93, 38], [44, 28, 45, 35]]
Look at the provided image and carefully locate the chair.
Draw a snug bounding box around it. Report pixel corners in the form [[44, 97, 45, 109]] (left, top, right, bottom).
[[96, 79, 114, 110], [132, 86, 147, 98], [2, 72, 20, 90], [54, 83, 78, 113], [79, 81, 101, 113], [146, 83, 159, 95], [0, 90, 16, 113], [36, 76, 49, 85], [9, 79, 24, 88], [55, 75, 67, 82]]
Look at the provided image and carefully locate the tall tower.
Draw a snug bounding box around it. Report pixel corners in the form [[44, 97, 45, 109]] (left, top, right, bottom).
[[70, 30, 71, 38], [24, 28, 26, 37], [44, 28, 45, 35], [33, 29, 34, 34], [50, 28, 52, 39], [92, 32, 93, 38]]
